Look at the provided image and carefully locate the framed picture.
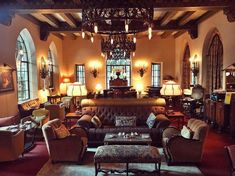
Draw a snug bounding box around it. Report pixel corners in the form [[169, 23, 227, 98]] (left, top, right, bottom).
[[0, 69, 14, 92]]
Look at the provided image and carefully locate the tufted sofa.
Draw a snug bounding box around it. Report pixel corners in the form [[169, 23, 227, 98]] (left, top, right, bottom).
[[80, 98, 170, 146], [18, 98, 41, 118]]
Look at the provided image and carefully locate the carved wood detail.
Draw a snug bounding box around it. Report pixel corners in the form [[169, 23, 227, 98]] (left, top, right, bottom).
[[224, 7, 235, 22]]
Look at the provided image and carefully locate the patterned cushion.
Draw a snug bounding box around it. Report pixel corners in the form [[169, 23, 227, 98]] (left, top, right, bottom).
[[146, 113, 156, 128], [91, 115, 102, 128], [115, 116, 136, 127], [181, 125, 194, 139], [54, 124, 70, 139]]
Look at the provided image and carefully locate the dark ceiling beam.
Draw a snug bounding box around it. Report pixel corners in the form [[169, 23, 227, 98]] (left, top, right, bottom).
[[160, 11, 178, 26], [160, 31, 172, 39], [1, 0, 235, 13], [178, 11, 195, 25], [59, 13, 77, 27], [174, 31, 186, 38], [43, 14, 60, 27]]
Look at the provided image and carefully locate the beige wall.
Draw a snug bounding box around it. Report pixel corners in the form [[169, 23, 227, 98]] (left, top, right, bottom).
[[0, 15, 64, 117], [175, 11, 235, 90], [62, 36, 175, 92]]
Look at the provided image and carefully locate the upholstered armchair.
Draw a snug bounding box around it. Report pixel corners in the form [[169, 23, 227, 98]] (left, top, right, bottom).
[[0, 129, 24, 162], [162, 118, 209, 164], [42, 119, 88, 163], [45, 104, 65, 121]]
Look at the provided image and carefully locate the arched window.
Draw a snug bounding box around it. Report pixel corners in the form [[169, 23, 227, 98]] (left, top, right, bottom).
[[48, 48, 54, 89], [182, 44, 191, 89], [16, 29, 37, 102], [16, 34, 30, 101], [206, 34, 223, 93], [106, 49, 131, 88]]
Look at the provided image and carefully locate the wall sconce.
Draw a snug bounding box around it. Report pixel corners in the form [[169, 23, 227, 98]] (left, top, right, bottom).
[[89, 61, 101, 78], [91, 67, 98, 78], [190, 55, 199, 85], [136, 61, 148, 77], [40, 57, 48, 79]]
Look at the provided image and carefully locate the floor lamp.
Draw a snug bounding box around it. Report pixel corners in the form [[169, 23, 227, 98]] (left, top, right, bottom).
[[160, 80, 182, 113]]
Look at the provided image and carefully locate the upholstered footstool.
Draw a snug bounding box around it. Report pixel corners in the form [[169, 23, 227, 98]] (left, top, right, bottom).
[[94, 145, 161, 176]]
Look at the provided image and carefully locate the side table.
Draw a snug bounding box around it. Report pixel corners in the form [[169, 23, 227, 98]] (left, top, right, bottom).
[[166, 111, 185, 128]]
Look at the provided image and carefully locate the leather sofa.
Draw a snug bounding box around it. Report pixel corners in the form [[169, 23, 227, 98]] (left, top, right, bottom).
[[80, 98, 170, 146], [18, 98, 41, 118]]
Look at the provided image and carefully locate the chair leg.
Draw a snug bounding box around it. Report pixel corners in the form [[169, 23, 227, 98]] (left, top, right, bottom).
[[126, 163, 129, 176], [95, 162, 98, 176]]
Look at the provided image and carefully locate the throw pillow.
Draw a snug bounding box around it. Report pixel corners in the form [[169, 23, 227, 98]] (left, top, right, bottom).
[[115, 116, 136, 127], [180, 125, 194, 139], [91, 115, 102, 128], [54, 124, 70, 139], [146, 113, 157, 128]]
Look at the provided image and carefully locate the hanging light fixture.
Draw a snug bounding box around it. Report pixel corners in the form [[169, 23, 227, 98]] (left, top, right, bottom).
[[125, 20, 129, 33], [133, 52, 135, 57], [82, 30, 85, 39], [94, 23, 98, 33], [133, 35, 136, 44], [148, 25, 152, 40], [111, 37, 114, 45], [81, 0, 154, 36], [91, 34, 94, 43]]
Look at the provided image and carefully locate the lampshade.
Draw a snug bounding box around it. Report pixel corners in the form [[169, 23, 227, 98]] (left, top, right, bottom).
[[67, 82, 87, 96], [160, 80, 182, 96]]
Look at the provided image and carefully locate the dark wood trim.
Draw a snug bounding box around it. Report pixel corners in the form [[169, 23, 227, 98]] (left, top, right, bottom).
[[43, 14, 60, 27], [19, 14, 41, 26], [160, 31, 172, 39], [174, 30, 186, 38], [2, 1, 235, 12]]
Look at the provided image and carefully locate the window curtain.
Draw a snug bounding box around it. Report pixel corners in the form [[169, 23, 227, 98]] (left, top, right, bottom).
[[206, 34, 223, 94], [182, 44, 191, 89]]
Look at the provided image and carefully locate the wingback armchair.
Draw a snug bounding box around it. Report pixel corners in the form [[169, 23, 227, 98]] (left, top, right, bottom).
[[42, 119, 88, 163], [0, 129, 24, 162], [162, 118, 209, 164]]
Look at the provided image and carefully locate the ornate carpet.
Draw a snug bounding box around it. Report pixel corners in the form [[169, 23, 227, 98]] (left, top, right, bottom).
[[37, 148, 204, 176]]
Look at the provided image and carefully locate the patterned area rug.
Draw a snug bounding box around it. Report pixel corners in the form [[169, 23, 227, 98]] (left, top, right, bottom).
[[37, 148, 203, 176]]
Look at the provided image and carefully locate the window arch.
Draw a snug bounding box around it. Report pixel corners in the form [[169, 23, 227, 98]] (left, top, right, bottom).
[[182, 44, 191, 89], [16, 34, 30, 101], [15, 29, 37, 102], [206, 33, 223, 93], [48, 48, 54, 88], [106, 49, 131, 88]]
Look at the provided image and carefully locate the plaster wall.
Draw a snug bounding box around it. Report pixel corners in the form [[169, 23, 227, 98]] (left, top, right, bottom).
[[0, 15, 64, 117], [62, 36, 175, 92], [175, 11, 235, 90]]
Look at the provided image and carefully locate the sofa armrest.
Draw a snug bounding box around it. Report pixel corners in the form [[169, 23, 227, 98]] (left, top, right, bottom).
[[167, 135, 203, 161], [49, 135, 84, 160], [0, 115, 19, 127]]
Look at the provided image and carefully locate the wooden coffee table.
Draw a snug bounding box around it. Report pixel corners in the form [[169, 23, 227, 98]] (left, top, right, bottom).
[[166, 111, 185, 128], [104, 132, 152, 145]]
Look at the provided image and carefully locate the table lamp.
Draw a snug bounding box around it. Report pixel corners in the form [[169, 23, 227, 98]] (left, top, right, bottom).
[[67, 82, 87, 111], [160, 80, 182, 113]]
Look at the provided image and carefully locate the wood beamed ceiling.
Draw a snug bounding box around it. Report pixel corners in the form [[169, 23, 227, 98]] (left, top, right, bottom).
[[1, 0, 235, 40]]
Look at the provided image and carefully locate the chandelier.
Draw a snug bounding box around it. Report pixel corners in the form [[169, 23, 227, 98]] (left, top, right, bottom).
[[101, 34, 135, 59], [81, 0, 154, 36]]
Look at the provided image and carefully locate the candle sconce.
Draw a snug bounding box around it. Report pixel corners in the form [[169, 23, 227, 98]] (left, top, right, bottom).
[[137, 67, 147, 77], [91, 67, 98, 78], [136, 61, 148, 77], [40, 57, 48, 79]]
